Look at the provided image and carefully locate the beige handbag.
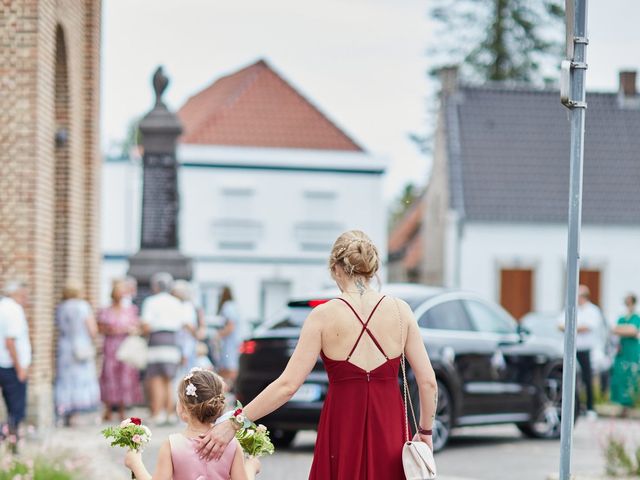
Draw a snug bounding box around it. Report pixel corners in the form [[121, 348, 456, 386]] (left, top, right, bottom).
[[396, 299, 437, 480]]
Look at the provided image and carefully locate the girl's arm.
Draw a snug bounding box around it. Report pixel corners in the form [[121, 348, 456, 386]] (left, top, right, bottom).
[[400, 299, 438, 450], [197, 304, 325, 459], [125, 440, 173, 480], [229, 441, 260, 480]]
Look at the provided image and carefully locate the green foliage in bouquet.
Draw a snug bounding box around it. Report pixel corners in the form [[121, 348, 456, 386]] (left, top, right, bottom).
[[235, 424, 275, 458]]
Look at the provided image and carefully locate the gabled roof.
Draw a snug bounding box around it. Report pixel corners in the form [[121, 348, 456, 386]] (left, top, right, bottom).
[[178, 59, 363, 151], [446, 84, 640, 224]]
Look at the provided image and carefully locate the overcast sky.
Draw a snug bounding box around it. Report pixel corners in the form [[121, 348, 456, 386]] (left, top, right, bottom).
[[102, 0, 640, 200]]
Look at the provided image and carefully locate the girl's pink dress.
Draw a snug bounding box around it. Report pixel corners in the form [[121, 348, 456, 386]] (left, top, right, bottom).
[[98, 305, 143, 406], [169, 434, 238, 480]]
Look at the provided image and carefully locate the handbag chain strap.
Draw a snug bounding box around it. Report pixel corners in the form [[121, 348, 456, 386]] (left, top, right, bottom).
[[394, 298, 419, 443]]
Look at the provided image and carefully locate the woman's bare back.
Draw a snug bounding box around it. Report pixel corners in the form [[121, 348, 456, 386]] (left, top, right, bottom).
[[319, 293, 405, 372]]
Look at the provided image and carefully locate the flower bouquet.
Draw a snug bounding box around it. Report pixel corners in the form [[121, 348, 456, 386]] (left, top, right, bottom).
[[102, 417, 152, 479], [232, 403, 275, 459]]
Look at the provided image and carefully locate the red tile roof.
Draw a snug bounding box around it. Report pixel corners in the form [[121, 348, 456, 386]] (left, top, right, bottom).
[[178, 59, 363, 151], [388, 198, 424, 271]]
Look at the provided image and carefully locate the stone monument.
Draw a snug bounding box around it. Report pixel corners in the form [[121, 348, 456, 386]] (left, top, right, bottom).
[[127, 66, 193, 301]]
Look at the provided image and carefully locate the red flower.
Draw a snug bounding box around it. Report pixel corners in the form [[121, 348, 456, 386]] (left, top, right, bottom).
[[233, 409, 243, 417], [130, 417, 142, 425]]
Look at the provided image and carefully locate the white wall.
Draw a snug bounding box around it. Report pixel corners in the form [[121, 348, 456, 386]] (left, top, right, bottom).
[[101, 146, 388, 320], [456, 221, 640, 322]]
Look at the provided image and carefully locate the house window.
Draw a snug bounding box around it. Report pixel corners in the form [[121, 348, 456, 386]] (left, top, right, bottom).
[[221, 187, 254, 217], [304, 190, 337, 219], [500, 268, 534, 320], [214, 187, 262, 250], [295, 190, 341, 251]]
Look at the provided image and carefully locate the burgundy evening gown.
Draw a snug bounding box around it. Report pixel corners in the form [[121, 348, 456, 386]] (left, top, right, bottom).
[[309, 296, 406, 480]]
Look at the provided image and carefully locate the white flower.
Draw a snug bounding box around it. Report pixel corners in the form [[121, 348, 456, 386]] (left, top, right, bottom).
[[120, 419, 132, 427], [257, 424, 267, 433], [235, 414, 245, 424], [142, 425, 152, 436], [186, 383, 198, 397]]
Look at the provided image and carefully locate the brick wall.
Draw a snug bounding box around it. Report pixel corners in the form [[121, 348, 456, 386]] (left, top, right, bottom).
[[0, 0, 101, 427]]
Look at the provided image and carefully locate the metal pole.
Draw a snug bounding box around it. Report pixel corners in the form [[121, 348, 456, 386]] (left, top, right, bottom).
[[559, 0, 589, 478]]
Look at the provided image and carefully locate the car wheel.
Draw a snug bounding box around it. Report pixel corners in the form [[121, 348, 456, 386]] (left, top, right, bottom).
[[268, 428, 297, 448], [409, 378, 452, 452], [517, 368, 576, 439]]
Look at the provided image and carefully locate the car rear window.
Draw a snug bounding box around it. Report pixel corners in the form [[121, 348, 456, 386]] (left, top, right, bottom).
[[267, 307, 313, 329]]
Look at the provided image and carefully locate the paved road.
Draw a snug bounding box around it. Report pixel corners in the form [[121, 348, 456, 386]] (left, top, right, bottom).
[[40, 415, 637, 479]]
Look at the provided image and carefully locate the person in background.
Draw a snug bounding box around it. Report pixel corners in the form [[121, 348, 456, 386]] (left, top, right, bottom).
[[123, 276, 138, 308], [98, 280, 144, 422], [559, 284, 603, 419], [216, 286, 241, 388], [0, 280, 31, 441], [194, 341, 215, 371], [54, 280, 100, 426], [172, 280, 205, 373], [610, 293, 640, 416], [142, 272, 187, 425]]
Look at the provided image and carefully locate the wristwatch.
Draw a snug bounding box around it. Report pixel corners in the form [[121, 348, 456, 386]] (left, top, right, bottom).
[[418, 427, 433, 436]]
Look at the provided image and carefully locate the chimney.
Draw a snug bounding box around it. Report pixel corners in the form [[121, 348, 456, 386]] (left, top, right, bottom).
[[438, 65, 459, 96], [619, 70, 637, 97]]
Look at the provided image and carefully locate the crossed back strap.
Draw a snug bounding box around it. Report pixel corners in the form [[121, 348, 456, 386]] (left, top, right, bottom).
[[337, 296, 388, 361]]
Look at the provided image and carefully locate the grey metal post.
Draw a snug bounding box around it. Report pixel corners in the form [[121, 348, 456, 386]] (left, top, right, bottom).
[[559, 0, 589, 478]]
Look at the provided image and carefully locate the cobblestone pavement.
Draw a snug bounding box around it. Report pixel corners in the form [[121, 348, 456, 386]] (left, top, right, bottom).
[[28, 413, 640, 480]]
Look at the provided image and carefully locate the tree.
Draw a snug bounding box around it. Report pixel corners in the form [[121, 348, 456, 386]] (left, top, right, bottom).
[[430, 0, 564, 83], [389, 183, 421, 231]]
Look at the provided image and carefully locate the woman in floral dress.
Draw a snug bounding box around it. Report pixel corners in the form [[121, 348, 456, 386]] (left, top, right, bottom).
[[99, 280, 143, 421], [610, 293, 640, 415]]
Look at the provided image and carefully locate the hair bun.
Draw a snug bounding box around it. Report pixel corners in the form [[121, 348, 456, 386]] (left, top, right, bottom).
[[329, 230, 379, 279]]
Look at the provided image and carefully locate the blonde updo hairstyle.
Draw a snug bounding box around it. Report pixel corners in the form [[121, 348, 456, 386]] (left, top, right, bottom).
[[178, 369, 226, 424], [329, 230, 380, 281]]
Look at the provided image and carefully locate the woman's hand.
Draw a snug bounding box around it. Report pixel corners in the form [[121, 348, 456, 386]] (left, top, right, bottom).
[[196, 420, 238, 460], [413, 432, 434, 452]]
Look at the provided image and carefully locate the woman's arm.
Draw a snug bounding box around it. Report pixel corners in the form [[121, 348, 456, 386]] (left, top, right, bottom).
[[125, 440, 173, 480], [217, 319, 235, 339], [197, 305, 325, 459], [613, 324, 639, 337], [400, 299, 438, 449], [85, 312, 98, 340]]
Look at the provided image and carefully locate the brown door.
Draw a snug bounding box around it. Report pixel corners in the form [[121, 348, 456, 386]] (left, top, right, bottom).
[[500, 268, 534, 320], [579, 269, 601, 307]]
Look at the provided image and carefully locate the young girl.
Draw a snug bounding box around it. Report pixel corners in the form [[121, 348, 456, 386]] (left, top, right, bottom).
[[125, 369, 259, 480]]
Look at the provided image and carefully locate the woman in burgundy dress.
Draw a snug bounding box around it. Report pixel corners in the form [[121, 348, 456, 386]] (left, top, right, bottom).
[[198, 230, 438, 479], [98, 280, 144, 421]]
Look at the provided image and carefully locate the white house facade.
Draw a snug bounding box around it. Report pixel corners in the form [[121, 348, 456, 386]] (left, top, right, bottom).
[[424, 68, 640, 323], [101, 60, 387, 329]]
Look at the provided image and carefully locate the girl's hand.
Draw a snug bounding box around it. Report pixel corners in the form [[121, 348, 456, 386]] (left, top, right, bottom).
[[245, 456, 261, 474], [124, 450, 142, 470], [412, 432, 434, 452]]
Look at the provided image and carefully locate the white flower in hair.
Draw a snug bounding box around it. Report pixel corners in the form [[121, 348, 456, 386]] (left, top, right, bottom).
[[186, 383, 198, 397]]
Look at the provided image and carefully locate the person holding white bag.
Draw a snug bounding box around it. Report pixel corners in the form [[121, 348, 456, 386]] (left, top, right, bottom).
[[98, 279, 144, 422]]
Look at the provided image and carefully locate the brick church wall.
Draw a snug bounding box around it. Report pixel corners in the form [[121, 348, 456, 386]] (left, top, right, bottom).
[[0, 0, 101, 426]]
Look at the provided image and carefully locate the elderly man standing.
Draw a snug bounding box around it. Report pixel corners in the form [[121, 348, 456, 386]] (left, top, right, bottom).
[[0, 280, 31, 439], [141, 272, 187, 425]]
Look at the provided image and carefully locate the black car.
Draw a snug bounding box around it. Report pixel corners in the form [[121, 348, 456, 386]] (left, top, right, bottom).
[[236, 284, 572, 452]]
